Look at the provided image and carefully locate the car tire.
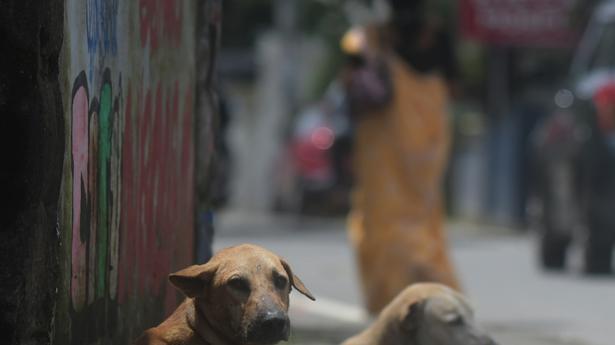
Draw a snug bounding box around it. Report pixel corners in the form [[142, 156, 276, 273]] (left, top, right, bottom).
[[539, 232, 569, 270], [584, 239, 613, 274], [584, 195, 614, 274]]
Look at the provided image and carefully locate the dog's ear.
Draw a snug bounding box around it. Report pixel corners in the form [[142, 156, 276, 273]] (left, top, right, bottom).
[[169, 262, 217, 298], [280, 259, 315, 301], [400, 300, 425, 333]]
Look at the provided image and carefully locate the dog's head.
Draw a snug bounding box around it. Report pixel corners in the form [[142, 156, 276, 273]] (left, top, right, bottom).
[[169, 244, 315, 345], [396, 284, 497, 345]]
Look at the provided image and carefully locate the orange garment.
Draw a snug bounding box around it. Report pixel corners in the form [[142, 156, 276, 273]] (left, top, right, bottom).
[[348, 54, 460, 314]]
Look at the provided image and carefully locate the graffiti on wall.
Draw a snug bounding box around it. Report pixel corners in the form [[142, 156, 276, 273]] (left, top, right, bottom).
[[70, 69, 122, 311], [139, 0, 183, 51], [85, 0, 119, 78], [117, 79, 194, 311], [86, 0, 118, 56], [70, 70, 194, 315], [63, 0, 202, 342]]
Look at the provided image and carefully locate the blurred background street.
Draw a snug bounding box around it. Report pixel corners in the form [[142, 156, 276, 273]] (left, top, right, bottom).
[[211, 2, 615, 343], [215, 211, 613, 345]]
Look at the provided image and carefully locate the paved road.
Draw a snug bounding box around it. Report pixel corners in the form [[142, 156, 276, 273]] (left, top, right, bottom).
[[214, 211, 615, 345]]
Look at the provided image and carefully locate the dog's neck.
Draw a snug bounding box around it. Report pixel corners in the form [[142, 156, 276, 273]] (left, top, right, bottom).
[[186, 299, 238, 345]]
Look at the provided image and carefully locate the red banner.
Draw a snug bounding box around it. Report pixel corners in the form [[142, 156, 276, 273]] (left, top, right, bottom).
[[460, 0, 577, 47]]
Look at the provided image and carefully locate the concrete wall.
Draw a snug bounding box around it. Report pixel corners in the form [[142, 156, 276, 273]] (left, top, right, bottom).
[[0, 0, 220, 344]]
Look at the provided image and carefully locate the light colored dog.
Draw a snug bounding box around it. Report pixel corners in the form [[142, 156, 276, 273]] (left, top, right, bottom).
[[342, 283, 497, 345], [135, 244, 315, 345]]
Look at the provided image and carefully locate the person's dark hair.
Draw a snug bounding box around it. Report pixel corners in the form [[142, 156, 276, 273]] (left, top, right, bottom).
[[387, 0, 425, 38], [386, 0, 458, 81]]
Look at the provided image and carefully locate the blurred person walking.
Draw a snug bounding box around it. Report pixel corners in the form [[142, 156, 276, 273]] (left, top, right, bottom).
[[343, 0, 460, 314]]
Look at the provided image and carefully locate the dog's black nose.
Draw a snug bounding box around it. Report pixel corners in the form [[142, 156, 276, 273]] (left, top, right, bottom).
[[247, 310, 290, 344], [261, 311, 287, 335]]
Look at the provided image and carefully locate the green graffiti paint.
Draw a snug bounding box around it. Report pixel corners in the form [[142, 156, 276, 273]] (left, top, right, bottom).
[[97, 81, 112, 298]]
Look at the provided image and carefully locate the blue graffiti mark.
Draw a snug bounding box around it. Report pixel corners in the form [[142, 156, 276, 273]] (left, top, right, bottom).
[[86, 0, 118, 57]]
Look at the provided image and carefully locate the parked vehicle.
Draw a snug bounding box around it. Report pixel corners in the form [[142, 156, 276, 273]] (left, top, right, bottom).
[[272, 82, 353, 215], [531, 0, 615, 274]]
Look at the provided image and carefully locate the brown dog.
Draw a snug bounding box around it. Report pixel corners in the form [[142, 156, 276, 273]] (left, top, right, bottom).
[[342, 283, 497, 345], [135, 244, 315, 345]]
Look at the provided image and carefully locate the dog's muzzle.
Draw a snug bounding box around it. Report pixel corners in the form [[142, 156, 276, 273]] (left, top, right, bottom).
[[247, 309, 290, 345]]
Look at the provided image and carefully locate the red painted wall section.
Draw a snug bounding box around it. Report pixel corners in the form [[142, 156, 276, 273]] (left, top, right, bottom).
[[118, 81, 195, 312]]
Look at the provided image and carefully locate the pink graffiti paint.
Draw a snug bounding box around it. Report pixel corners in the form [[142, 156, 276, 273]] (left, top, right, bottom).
[[71, 84, 89, 311], [87, 109, 99, 305]]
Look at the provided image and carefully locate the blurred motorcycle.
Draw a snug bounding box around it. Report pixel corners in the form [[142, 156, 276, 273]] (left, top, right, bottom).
[[272, 82, 353, 215]]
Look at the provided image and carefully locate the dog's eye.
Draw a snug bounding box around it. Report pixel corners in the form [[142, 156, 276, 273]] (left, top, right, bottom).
[[228, 276, 250, 293], [446, 314, 464, 326], [273, 274, 288, 290]]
